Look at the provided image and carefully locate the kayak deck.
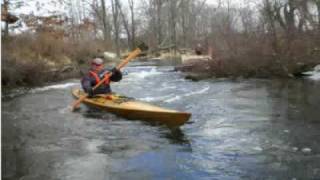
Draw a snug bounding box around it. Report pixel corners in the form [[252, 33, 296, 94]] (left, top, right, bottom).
[[72, 89, 191, 126]]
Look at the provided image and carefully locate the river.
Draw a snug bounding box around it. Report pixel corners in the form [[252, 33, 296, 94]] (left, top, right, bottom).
[[2, 63, 320, 179]]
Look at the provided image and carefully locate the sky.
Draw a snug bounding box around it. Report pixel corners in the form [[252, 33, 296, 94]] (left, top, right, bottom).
[[7, 1, 68, 16], [4, 0, 253, 17], [2, 0, 258, 34]]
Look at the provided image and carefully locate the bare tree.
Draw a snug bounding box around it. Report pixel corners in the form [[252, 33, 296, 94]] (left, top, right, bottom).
[[154, 0, 164, 45], [111, 0, 120, 57], [2, 0, 10, 38], [117, 2, 131, 48], [1, 0, 19, 38], [169, 0, 177, 51], [100, 0, 108, 41], [128, 0, 136, 49], [179, 0, 191, 47], [314, 0, 320, 31]]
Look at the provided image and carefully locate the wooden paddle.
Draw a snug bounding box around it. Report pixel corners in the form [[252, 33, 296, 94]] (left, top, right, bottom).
[[71, 42, 148, 111]]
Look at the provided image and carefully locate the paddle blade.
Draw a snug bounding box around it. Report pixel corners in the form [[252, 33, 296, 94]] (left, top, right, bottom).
[[71, 94, 88, 111]]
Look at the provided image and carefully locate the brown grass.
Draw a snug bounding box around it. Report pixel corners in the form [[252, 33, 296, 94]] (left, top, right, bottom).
[[193, 31, 320, 79], [2, 32, 109, 88]]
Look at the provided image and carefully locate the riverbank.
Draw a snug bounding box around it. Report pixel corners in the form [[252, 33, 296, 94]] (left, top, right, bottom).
[[175, 53, 320, 81], [3, 33, 319, 89], [1, 34, 108, 89]]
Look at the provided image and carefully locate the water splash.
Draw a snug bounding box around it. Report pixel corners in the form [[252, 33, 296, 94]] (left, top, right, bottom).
[[59, 106, 72, 114], [164, 86, 210, 103], [309, 72, 320, 80], [30, 82, 78, 93], [164, 95, 182, 103], [305, 64, 320, 81], [128, 68, 163, 79], [139, 94, 174, 102]]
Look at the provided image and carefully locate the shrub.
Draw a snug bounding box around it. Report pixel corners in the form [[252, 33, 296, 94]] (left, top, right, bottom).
[[2, 32, 109, 88]]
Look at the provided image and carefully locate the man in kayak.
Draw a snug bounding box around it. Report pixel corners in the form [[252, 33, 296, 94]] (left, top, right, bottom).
[[81, 58, 122, 97]]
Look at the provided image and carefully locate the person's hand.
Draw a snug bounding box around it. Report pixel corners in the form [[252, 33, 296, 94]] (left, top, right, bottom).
[[111, 67, 118, 74], [109, 67, 122, 82], [110, 67, 122, 76]]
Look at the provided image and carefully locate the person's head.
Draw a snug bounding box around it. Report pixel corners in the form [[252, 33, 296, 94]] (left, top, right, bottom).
[[90, 58, 104, 72]]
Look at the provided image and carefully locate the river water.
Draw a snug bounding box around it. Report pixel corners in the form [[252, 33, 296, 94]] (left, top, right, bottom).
[[2, 63, 320, 180]]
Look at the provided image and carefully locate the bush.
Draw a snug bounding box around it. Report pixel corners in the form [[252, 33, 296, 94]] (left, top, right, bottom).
[[203, 31, 320, 78], [2, 55, 49, 87], [2, 32, 109, 88]]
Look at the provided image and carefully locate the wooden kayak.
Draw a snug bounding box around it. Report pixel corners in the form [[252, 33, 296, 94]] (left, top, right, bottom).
[[72, 89, 191, 126]]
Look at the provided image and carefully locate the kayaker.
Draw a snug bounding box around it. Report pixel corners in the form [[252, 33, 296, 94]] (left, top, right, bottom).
[[81, 58, 122, 97]]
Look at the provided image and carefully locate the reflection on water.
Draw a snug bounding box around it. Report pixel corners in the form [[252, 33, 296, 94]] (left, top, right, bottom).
[[2, 66, 320, 179], [82, 108, 191, 146]]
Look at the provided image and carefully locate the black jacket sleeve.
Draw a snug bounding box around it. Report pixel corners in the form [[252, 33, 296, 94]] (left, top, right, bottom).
[[81, 76, 93, 93]]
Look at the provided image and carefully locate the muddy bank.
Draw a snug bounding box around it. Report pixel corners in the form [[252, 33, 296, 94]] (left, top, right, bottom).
[[1, 56, 80, 89], [175, 55, 320, 81]]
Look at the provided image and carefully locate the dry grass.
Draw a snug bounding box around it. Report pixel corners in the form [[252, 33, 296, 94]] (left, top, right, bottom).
[[181, 31, 320, 79], [2, 32, 109, 88]]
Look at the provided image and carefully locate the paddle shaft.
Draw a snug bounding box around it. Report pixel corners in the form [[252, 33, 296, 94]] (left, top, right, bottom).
[[71, 48, 142, 111]]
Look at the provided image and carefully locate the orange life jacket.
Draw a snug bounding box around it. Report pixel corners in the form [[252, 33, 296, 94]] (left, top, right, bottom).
[[89, 71, 110, 85]]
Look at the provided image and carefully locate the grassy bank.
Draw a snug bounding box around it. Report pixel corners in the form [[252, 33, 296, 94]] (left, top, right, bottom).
[[2, 33, 108, 88]]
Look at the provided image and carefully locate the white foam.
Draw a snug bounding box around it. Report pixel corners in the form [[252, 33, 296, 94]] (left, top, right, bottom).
[[253, 146, 263, 151], [164, 86, 210, 103], [302, 147, 312, 153], [31, 82, 78, 93], [128, 68, 162, 79], [164, 95, 182, 103], [187, 86, 210, 95], [305, 64, 320, 80], [86, 140, 105, 153], [139, 94, 173, 102], [59, 106, 71, 114], [160, 85, 177, 90], [309, 72, 320, 80], [129, 66, 157, 70], [292, 147, 299, 152]]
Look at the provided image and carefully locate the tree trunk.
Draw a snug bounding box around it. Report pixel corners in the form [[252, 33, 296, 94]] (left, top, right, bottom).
[[264, 0, 279, 54], [3, 0, 9, 38], [117, 1, 131, 49], [129, 0, 135, 49], [316, 0, 320, 32], [283, 0, 296, 34], [111, 0, 120, 57], [156, 0, 162, 46], [180, 0, 190, 48], [169, 0, 177, 53], [100, 0, 110, 42]]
